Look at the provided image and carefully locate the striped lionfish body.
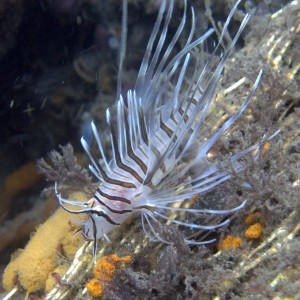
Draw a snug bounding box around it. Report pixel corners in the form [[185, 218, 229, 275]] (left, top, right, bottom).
[[56, 0, 279, 258]]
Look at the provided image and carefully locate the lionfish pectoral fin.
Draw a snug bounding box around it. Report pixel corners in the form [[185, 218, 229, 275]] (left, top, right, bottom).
[[72, 227, 83, 237], [55, 183, 95, 214], [151, 210, 230, 230], [142, 210, 223, 246], [103, 233, 111, 243], [142, 211, 173, 244], [141, 212, 159, 242], [180, 140, 202, 163], [183, 238, 216, 245], [147, 199, 248, 215], [230, 129, 281, 163], [200, 69, 264, 157]]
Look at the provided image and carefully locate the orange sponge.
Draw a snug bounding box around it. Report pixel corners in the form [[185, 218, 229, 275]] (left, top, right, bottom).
[[86, 254, 133, 298]]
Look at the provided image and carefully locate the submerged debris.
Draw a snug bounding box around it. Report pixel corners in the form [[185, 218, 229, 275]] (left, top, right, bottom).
[[1, 1, 299, 299]]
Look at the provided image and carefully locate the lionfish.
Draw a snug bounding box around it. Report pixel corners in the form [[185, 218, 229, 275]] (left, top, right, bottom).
[[56, 0, 278, 258]]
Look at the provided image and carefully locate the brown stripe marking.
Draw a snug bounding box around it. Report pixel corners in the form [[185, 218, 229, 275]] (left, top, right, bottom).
[[124, 111, 148, 174], [160, 115, 173, 138], [109, 120, 145, 183], [94, 194, 132, 214], [100, 167, 136, 189], [96, 188, 132, 205], [179, 107, 189, 122], [139, 110, 149, 146], [89, 210, 120, 225]]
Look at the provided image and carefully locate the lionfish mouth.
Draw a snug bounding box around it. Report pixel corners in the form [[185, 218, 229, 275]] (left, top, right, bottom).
[[56, 0, 279, 255]]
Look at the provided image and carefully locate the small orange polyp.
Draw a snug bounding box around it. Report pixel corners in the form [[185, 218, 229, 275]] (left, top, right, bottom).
[[86, 278, 104, 298], [217, 235, 242, 250], [251, 142, 270, 158], [261, 142, 270, 157], [245, 223, 263, 239], [244, 212, 262, 226]]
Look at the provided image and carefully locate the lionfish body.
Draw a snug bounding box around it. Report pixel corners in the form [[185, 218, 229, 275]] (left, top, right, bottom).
[[56, 0, 278, 257]]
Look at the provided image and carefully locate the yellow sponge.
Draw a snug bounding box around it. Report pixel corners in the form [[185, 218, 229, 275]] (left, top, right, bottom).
[[45, 263, 70, 292], [2, 191, 86, 293]]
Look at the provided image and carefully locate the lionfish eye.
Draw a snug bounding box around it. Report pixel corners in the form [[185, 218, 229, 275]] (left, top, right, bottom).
[[82, 227, 93, 241]]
